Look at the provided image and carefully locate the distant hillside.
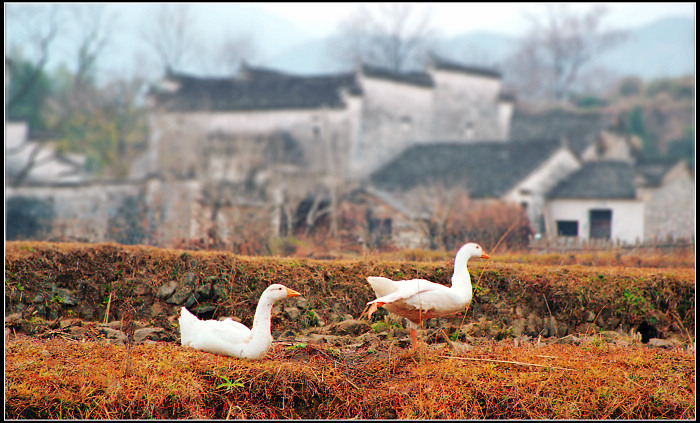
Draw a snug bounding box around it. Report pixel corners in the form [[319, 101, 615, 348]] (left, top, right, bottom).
[[262, 16, 695, 80]]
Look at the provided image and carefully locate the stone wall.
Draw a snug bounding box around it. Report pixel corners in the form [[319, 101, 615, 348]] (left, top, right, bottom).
[[644, 175, 695, 241]]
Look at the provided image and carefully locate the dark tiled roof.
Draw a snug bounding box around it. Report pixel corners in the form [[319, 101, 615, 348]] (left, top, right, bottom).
[[360, 64, 434, 87], [369, 140, 564, 198], [510, 108, 611, 156], [634, 157, 684, 187], [429, 53, 501, 79], [152, 67, 362, 112], [548, 161, 637, 199]]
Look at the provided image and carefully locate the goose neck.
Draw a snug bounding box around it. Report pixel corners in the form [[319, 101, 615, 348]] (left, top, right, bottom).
[[250, 297, 274, 339], [451, 254, 473, 288]]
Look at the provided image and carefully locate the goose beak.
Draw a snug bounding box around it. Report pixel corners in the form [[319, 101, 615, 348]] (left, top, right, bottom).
[[481, 252, 490, 259], [286, 288, 302, 297]]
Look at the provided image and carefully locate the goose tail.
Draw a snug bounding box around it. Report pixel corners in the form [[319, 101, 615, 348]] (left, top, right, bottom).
[[367, 276, 399, 298], [179, 307, 199, 346]]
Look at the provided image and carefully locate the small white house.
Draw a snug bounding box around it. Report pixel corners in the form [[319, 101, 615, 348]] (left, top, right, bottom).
[[545, 161, 646, 243]]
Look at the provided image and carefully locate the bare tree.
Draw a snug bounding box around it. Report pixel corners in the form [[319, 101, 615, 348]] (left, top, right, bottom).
[[141, 4, 198, 71], [204, 31, 260, 75], [66, 4, 117, 89], [506, 4, 626, 103], [330, 3, 435, 72], [401, 184, 471, 250]]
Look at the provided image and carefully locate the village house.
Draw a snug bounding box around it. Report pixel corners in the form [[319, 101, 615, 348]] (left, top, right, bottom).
[[5, 55, 693, 248]]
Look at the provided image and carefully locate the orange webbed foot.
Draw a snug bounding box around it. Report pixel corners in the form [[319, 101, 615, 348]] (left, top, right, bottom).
[[366, 301, 385, 320]]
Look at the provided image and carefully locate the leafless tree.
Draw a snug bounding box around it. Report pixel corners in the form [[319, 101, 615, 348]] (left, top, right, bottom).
[[205, 31, 260, 75], [506, 4, 626, 103], [401, 184, 471, 250], [65, 4, 117, 89], [141, 4, 198, 71], [330, 3, 436, 72]]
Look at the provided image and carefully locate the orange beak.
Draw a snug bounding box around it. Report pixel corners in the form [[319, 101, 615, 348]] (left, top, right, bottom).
[[286, 288, 301, 297], [481, 252, 490, 259]]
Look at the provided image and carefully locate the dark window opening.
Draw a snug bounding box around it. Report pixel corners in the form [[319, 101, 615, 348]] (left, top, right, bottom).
[[556, 220, 578, 236], [368, 217, 392, 236]]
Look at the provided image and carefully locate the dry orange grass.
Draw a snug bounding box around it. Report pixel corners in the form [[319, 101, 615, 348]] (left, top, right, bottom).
[[5, 334, 695, 419]]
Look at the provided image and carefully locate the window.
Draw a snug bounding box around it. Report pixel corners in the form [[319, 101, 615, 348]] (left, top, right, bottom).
[[589, 209, 612, 239], [556, 220, 578, 236]]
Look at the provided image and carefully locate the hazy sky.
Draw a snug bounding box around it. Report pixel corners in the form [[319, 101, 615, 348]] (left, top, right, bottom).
[[255, 2, 695, 37], [5, 2, 694, 81]]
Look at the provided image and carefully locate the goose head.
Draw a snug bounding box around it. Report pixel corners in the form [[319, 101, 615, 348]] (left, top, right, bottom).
[[261, 284, 301, 304], [456, 242, 490, 263]]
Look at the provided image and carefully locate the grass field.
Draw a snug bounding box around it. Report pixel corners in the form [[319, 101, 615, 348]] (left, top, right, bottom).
[[4, 241, 696, 418]]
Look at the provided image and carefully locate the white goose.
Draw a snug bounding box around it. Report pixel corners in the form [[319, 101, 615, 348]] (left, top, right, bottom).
[[365, 242, 489, 350], [179, 284, 301, 359]]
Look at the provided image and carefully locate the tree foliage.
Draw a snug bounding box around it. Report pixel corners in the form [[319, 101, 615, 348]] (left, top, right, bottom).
[[6, 56, 53, 130]]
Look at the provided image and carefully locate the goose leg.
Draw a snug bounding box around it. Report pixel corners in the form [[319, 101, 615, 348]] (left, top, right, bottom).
[[366, 301, 385, 320], [410, 328, 418, 351]]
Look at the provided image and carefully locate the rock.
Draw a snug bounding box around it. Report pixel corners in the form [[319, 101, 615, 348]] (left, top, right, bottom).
[[284, 307, 301, 321], [647, 338, 682, 349], [295, 297, 310, 309], [595, 315, 606, 327], [424, 318, 438, 329], [183, 272, 197, 286], [599, 330, 620, 341], [193, 305, 217, 315], [108, 320, 124, 330], [557, 335, 581, 345], [527, 313, 543, 336], [195, 283, 211, 299], [157, 281, 178, 299], [306, 309, 325, 327], [511, 318, 527, 337], [134, 327, 164, 343], [545, 316, 558, 337], [513, 335, 532, 346], [32, 294, 44, 304], [308, 334, 342, 344], [325, 319, 371, 336], [183, 293, 199, 309], [211, 283, 227, 300], [167, 287, 192, 305], [608, 316, 621, 329], [99, 327, 126, 343], [585, 310, 596, 322], [359, 332, 382, 347], [451, 342, 474, 353]]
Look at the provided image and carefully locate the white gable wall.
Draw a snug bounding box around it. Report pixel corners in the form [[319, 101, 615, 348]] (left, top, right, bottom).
[[546, 199, 645, 243], [352, 76, 433, 178], [503, 147, 581, 235], [150, 106, 360, 180], [431, 70, 504, 141]]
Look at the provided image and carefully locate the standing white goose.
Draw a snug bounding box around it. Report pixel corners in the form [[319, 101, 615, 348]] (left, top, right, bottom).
[[365, 242, 489, 350], [179, 284, 301, 359]]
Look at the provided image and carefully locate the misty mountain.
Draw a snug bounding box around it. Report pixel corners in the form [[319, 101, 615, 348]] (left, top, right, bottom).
[[261, 16, 694, 81]]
